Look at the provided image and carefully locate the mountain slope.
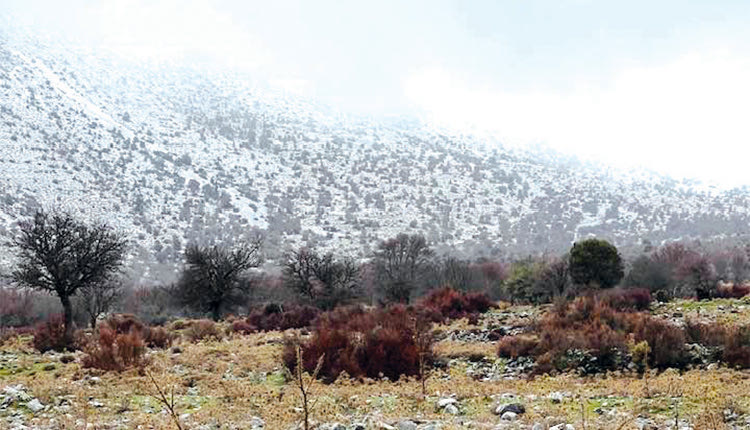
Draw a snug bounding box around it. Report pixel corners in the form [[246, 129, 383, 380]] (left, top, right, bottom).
[[1, 29, 750, 282]]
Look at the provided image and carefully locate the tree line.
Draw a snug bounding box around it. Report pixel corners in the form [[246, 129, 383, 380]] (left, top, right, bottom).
[[3, 210, 746, 338]]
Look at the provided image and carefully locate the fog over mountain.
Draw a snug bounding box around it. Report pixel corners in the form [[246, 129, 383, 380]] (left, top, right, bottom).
[[2, 6, 750, 283]]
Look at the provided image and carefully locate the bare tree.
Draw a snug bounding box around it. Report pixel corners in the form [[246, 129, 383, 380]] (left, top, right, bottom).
[[438, 257, 474, 291], [677, 253, 716, 300], [535, 257, 571, 298], [283, 248, 319, 301], [78, 281, 123, 329], [283, 247, 359, 309], [175, 240, 262, 320], [11, 210, 128, 342], [373, 233, 434, 303]]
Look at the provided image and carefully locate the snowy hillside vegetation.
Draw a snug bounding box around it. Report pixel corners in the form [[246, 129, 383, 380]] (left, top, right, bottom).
[[2, 27, 750, 282]]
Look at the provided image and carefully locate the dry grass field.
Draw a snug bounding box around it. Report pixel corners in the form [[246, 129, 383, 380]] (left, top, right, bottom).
[[2, 299, 750, 430]]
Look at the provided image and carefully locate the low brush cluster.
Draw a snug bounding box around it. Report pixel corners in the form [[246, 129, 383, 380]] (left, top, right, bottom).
[[283, 305, 435, 383], [417, 287, 495, 322], [499, 293, 750, 374], [232, 304, 321, 334]]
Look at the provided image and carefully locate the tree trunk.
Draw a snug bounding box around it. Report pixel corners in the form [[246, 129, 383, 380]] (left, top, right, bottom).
[[90, 313, 98, 330], [60, 295, 74, 343], [211, 303, 221, 321]]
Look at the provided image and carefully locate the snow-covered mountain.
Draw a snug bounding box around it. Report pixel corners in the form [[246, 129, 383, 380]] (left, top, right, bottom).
[[2, 26, 750, 282]]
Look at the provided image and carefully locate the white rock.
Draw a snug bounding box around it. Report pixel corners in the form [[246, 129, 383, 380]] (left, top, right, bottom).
[[249, 416, 265, 429], [501, 411, 517, 421], [26, 399, 44, 413], [396, 420, 416, 430], [444, 404, 459, 415], [437, 397, 457, 408], [549, 392, 565, 403]]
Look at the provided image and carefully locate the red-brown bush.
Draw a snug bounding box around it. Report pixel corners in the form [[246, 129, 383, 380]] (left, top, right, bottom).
[[101, 313, 172, 348], [33, 315, 75, 353], [626, 313, 687, 368], [144, 326, 174, 349], [685, 320, 727, 346], [185, 319, 222, 342], [499, 296, 688, 373], [600, 288, 652, 311], [244, 304, 320, 332], [283, 305, 433, 382], [105, 314, 147, 336], [418, 287, 494, 321], [81, 325, 148, 371], [231, 319, 255, 334], [497, 335, 539, 359], [716, 283, 750, 299], [723, 325, 750, 368]]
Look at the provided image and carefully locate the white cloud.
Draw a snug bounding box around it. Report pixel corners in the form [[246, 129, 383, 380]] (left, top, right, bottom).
[[404, 50, 750, 187], [77, 0, 271, 69]]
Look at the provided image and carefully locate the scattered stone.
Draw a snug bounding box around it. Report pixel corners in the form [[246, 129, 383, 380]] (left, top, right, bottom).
[[635, 417, 657, 430], [549, 392, 565, 403], [495, 403, 525, 415], [549, 424, 574, 430], [501, 411, 517, 421], [396, 420, 417, 430], [26, 399, 44, 413], [444, 404, 459, 415], [436, 397, 457, 408], [249, 416, 265, 429], [531, 424, 543, 430]]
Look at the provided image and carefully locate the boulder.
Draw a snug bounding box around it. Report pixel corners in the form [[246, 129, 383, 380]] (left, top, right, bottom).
[[501, 411, 517, 421], [495, 403, 525, 415]]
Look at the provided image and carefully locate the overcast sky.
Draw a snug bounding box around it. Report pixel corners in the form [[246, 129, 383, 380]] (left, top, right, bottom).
[[5, 0, 750, 187]]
